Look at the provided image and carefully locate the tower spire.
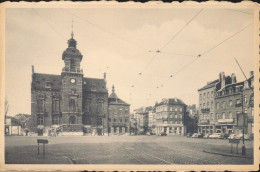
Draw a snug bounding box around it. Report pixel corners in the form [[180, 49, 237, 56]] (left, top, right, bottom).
[[71, 20, 74, 38], [112, 85, 115, 93]]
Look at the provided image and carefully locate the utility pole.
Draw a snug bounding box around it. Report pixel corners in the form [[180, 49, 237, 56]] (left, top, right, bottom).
[[234, 57, 248, 156]]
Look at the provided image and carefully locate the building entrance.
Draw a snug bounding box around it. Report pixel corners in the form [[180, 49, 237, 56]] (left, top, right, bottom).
[[69, 116, 76, 124]]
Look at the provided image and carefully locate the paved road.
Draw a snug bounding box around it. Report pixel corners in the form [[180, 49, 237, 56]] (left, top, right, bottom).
[[5, 135, 254, 164]]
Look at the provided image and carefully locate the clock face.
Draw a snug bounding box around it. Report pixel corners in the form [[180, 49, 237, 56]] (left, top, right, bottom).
[[71, 78, 76, 84]]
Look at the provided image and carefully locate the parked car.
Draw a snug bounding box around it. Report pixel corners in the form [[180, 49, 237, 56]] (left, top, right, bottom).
[[209, 133, 223, 139], [198, 133, 204, 138], [223, 133, 229, 139], [235, 133, 251, 140], [203, 133, 211, 139], [228, 134, 236, 139], [191, 133, 199, 138], [160, 132, 167, 136], [186, 133, 192, 138]]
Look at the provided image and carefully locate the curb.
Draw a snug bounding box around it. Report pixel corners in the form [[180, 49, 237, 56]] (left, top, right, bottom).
[[203, 150, 253, 159]]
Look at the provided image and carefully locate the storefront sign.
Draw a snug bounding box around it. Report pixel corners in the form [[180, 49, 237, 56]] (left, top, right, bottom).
[[218, 119, 233, 123]]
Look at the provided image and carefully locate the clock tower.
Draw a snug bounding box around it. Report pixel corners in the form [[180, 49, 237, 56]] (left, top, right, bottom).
[[61, 31, 83, 125]]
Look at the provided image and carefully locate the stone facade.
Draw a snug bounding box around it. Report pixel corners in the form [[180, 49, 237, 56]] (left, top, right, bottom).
[[198, 71, 254, 135], [108, 85, 130, 135], [31, 32, 125, 136], [154, 98, 187, 136]]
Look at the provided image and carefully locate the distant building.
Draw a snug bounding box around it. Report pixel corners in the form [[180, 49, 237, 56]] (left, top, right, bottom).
[[5, 116, 22, 136], [185, 105, 198, 134], [108, 85, 130, 135], [186, 104, 198, 117], [133, 107, 149, 133], [148, 107, 156, 133], [154, 98, 187, 136]]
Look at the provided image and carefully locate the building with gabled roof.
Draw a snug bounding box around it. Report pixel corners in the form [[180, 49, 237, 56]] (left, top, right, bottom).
[[31, 31, 129, 136]]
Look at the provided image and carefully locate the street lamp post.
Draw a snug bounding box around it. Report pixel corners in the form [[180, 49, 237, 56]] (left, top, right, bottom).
[[241, 92, 246, 156]]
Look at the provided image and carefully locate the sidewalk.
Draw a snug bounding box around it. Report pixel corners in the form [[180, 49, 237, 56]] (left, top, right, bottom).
[[203, 150, 253, 159]]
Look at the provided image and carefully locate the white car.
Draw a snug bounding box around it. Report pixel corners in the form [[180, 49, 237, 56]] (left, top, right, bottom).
[[228, 134, 236, 139], [209, 133, 223, 139]]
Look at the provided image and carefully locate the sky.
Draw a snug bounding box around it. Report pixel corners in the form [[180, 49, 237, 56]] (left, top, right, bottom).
[[5, 6, 255, 116]]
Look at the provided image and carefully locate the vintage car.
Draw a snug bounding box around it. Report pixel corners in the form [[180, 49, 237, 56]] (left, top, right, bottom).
[[209, 133, 224, 139]]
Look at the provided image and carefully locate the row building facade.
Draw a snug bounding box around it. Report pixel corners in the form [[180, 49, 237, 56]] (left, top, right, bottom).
[[198, 72, 254, 135]]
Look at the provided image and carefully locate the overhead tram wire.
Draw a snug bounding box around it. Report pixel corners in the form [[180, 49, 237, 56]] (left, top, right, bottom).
[[131, 9, 204, 87], [32, 8, 66, 41], [160, 9, 204, 50], [148, 50, 195, 57], [59, 8, 149, 51], [157, 22, 252, 89]]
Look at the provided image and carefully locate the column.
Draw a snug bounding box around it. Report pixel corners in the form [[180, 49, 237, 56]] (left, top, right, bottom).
[[111, 126, 114, 135], [177, 127, 180, 135], [116, 127, 119, 135], [122, 127, 125, 134], [166, 127, 169, 135]]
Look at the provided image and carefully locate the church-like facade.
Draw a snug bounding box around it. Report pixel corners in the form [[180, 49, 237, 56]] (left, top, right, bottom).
[[31, 32, 130, 136]]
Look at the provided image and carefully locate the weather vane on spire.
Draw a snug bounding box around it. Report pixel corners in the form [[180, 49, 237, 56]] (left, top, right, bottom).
[[71, 19, 74, 38]]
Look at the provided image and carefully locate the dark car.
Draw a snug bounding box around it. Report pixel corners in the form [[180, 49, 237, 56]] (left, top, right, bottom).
[[186, 133, 192, 138], [223, 133, 229, 139], [160, 132, 167, 136], [198, 133, 204, 138]]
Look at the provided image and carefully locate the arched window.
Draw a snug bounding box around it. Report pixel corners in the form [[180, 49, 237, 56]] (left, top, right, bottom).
[[69, 116, 76, 124], [69, 99, 76, 111], [37, 99, 45, 113]]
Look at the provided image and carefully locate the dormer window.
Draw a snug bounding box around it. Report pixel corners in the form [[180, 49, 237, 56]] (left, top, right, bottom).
[[45, 81, 51, 88]]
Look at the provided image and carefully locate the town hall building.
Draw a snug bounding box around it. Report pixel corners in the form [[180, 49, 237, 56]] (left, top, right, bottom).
[[31, 31, 130, 136]]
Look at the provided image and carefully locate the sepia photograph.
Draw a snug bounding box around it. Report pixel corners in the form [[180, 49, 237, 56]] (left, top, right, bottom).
[[0, 2, 259, 171]]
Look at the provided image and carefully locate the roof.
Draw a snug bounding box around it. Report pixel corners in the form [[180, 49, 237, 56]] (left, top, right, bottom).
[[198, 79, 219, 91], [32, 73, 107, 93], [108, 92, 118, 99], [83, 77, 107, 93], [108, 86, 129, 106], [216, 75, 254, 92], [155, 98, 186, 107], [109, 98, 130, 106], [32, 73, 62, 91]]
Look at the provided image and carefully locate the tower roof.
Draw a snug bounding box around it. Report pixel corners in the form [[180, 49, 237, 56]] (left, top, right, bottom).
[[62, 32, 83, 60], [108, 85, 129, 106], [108, 85, 118, 99]]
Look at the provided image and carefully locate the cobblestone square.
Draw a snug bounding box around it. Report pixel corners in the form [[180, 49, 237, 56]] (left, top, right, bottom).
[[5, 135, 253, 164]]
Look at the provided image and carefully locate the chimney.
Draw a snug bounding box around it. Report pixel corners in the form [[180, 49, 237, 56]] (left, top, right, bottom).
[[32, 65, 34, 74], [219, 72, 225, 89], [231, 73, 237, 84], [249, 71, 254, 77]]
